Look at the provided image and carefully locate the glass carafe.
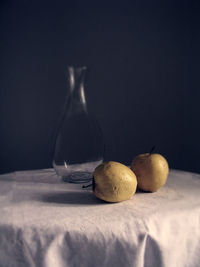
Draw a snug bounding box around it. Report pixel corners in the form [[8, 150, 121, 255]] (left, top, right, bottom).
[[53, 66, 104, 183]]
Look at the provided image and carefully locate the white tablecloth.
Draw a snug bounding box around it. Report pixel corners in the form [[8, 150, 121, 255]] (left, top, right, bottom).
[[0, 168, 200, 267]]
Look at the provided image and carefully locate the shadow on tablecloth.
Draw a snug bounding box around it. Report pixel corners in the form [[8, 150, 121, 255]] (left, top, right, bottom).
[[41, 191, 108, 205]]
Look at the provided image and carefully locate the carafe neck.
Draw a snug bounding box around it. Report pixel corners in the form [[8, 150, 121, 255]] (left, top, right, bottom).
[[67, 66, 87, 112]]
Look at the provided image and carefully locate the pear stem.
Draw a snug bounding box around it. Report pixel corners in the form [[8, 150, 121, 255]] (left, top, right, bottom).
[[82, 183, 93, 189], [149, 145, 156, 154]]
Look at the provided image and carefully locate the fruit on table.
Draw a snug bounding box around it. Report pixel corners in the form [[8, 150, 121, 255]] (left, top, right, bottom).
[[131, 152, 169, 192], [93, 161, 137, 202]]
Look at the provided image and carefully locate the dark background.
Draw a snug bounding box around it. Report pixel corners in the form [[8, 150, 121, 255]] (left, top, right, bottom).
[[0, 0, 200, 174]]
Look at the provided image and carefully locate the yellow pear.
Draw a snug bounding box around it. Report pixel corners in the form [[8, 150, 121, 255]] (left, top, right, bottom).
[[93, 161, 137, 202], [131, 153, 169, 192]]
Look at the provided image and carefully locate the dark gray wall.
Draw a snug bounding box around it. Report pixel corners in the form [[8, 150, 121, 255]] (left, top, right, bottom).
[[0, 0, 199, 173]]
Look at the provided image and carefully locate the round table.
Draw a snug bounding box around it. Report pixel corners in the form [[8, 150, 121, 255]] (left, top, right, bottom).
[[0, 168, 200, 267]]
